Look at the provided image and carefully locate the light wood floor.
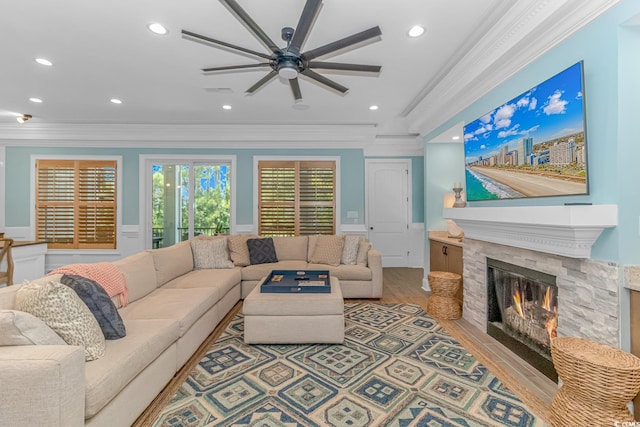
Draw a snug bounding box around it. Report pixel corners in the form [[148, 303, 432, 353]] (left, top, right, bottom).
[[374, 267, 557, 409]]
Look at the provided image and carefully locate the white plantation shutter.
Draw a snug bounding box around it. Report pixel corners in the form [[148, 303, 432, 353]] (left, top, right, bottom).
[[258, 160, 335, 236], [36, 160, 117, 249]]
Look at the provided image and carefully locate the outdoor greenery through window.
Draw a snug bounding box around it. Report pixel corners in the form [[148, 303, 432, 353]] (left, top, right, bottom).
[[152, 163, 230, 248], [36, 159, 117, 249], [258, 160, 336, 236]]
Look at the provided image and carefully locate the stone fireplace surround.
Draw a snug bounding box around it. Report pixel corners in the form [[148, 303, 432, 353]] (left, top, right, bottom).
[[444, 205, 621, 347]]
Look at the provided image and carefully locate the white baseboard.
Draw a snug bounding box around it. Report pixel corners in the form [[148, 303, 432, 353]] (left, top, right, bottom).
[[422, 277, 431, 292]]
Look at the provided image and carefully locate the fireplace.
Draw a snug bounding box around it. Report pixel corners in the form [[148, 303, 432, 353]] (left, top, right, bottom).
[[486, 258, 558, 381]]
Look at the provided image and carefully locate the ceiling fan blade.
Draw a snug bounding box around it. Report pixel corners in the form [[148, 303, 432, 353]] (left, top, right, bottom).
[[301, 26, 382, 61], [289, 78, 302, 102], [246, 70, 278, 94], [202, 63, 271, 73], [288, 0, 323, 56], [182, 30, 271, 60], [220, 0, 281, 54], [307, 62, 381, 74], [300, 69, 348, 94]]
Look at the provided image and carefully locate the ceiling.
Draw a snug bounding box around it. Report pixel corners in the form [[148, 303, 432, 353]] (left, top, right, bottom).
[[0, 0, 619, 144]]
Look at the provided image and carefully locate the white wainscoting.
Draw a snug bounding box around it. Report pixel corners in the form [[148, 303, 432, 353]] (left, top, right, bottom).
[[7, 243, 47, 285]]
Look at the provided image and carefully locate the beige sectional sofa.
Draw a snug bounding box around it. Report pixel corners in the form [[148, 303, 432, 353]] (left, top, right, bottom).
[[0, 235, 382, 427]]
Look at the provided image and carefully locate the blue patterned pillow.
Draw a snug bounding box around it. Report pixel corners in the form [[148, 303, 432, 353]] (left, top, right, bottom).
[[61, 274, 126, 340], [247, 238, 279, 265]]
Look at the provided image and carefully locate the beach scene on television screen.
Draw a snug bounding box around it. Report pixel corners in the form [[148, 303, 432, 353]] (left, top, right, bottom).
[[463, 62, 587, 201]]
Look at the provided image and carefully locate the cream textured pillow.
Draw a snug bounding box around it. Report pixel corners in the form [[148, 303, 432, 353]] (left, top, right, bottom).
[[356, 238, 371, 266], [15, 281, 106, 361], [341, 235, 361, 265], [310, 235, 345, 266], [190, 237, 234, 269], [0, 310, 67, 346], [228, 234, 257, 266]]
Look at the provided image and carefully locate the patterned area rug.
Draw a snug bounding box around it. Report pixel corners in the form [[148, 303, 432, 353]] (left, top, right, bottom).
[[151, 303, 548, 426]]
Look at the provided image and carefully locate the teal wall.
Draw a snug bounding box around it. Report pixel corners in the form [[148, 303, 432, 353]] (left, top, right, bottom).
[[423, 0, 640, 264], [5, 147, 425, 227]]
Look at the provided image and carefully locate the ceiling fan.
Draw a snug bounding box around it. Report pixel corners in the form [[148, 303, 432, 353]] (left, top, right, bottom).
[[182, 0, 382, 102]]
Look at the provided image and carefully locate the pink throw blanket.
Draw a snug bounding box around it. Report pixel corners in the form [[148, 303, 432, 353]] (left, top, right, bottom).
[[49, 262, 129, 307]]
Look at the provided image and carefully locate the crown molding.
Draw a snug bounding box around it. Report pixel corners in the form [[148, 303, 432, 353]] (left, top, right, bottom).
[[0, 122, 378, 148], [406, 0, 620, 137]]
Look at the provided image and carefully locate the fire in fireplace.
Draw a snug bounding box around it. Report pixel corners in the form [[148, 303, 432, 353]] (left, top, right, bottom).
[[486, 258, 558, 381]]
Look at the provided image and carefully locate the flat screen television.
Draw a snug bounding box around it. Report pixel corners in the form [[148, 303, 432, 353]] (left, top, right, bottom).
[[463, 61, 588, 201]]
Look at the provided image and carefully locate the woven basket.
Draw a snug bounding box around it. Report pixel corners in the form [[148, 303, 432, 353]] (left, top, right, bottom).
[[550, 336, 640, 426], [427, 271, 461, 319], [428, 271, 461, 297]]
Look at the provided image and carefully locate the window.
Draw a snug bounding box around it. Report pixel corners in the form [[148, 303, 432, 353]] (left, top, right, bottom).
[[150, 162, 231, 248], [258, 160, 336, 236], [36, 160, 117, 249]]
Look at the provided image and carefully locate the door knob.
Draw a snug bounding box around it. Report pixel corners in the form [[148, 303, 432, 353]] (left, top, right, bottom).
[[370, 226, 374, 230]]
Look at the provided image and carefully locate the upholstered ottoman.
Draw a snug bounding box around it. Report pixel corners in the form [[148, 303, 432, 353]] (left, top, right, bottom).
[[243, 276, 344, 344]]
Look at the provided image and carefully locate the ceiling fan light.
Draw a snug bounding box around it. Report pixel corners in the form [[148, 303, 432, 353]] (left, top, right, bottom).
[[278, 67, 298, 80]]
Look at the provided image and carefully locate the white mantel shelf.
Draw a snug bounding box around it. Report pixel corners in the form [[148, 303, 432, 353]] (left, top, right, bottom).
[[443, 205, 618, 258]]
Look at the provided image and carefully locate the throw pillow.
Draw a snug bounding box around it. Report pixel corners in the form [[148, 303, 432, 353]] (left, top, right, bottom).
[[228, 234, 257, 266], [341, 235, 361, 265], [60, 274, 126, 340], [190, 237, 234, 269], [15, 280, 106, 361], [356, 239, 371, 266], [310, 235, 345, 266], [247, 237, 278, 265], [0, 310, 67, 346]]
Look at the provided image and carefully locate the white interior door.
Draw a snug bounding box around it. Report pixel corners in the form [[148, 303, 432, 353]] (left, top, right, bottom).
[[366, 159, 410, 267]]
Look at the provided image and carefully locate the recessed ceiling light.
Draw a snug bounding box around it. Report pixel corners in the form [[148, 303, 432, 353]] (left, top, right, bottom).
[[369, 105, 379, 111], [222, 104, 232, 110], [35, 58, 53, 66], [408, 25, 425, 38], [452, 135, 460, 140], [147, 23, 168, 35], [29, 97, 43, 103], [110, 98, 122, 104]]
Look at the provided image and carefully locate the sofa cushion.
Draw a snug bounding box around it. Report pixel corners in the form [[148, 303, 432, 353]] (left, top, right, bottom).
[[148, 241, 194, 287], [15, 281, 105, 361], [162, 268, 241, 299], [306, 263, 373, 281], [309, 235, 345, 266], [273, 236, 308, 261], [119, 288, 219, 337], [60, 274, 126, 340], [341, 235, 361, 265], [0, 309, 66, 346], [190, 236, 234, 269], [241, 260, 309, 282], [113, 252, 158, 303], [228, 234, 257, 266], [247, 237, 278, 265], [84, 318, 180, 418]]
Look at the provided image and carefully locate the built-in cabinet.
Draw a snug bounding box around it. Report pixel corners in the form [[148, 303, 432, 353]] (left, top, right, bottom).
[[429, 231, 463, 304]]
